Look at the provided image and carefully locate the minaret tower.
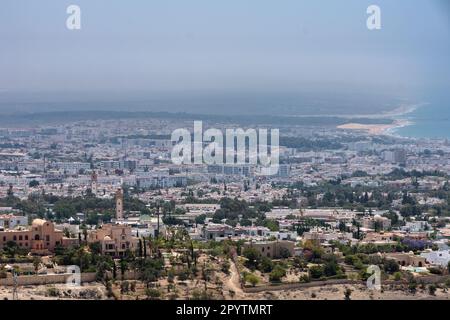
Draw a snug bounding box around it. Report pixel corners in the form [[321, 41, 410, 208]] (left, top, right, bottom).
[[115, 187, 124, 220], [91, 171, 98, 196]]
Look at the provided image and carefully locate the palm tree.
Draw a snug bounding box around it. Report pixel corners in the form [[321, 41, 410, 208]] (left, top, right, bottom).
[[138, 238, 143, 257]]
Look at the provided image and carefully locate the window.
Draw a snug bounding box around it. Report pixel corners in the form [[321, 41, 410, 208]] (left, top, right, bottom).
[[46, 235, 50, 241], [25, 235, 28, 240], [25, 243, 28, 246], [2, 236, 5, 241], [19, 235, 23, 241], [13, 236, 17, 241]]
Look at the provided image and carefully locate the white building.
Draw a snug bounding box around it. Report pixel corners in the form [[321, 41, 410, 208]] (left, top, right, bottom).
[[54, 162, 91, 173], [0, 214, 28, 229], [420, 249, 450, 268]]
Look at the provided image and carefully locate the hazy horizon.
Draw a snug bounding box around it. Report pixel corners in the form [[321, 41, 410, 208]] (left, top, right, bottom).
[[1, 0, 449, 115]]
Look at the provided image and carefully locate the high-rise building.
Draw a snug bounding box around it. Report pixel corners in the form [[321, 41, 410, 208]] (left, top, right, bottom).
[[383, 149, 406, 164]]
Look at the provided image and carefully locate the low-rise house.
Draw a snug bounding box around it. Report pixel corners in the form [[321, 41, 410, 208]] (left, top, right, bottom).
[[303, 228, 354, 245], [180, 203, 221, 214], [239, 226, 271, 238], [0, 214, 28, 229], [361, 232, 396, 245], [301, 209, 356, 222], [401, 221, 430, 233], [361, 215, 391, 230], [202, 223, 241, 240], [267, 231, 298, 241], [420, 249, 450, 268], [243, 240, 295, 258], [384, 252, 427, 267], [437, 227, 450, 240]]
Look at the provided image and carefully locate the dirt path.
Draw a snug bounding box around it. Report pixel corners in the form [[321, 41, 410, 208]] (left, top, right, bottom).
[[224, 259, 245, 299]]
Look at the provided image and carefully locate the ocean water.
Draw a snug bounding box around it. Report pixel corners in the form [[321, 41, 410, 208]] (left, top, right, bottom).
[[393, 93, 450, 139]]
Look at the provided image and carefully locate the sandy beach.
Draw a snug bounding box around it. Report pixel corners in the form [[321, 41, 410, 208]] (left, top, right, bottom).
[[337, 119, 412, 136]]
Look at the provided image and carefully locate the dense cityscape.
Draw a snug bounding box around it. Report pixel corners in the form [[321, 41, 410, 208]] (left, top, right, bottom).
[[1, 115, 450, 300]]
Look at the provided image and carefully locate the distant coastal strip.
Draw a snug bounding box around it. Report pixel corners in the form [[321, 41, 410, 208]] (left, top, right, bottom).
[[0, 110, 394, 128]]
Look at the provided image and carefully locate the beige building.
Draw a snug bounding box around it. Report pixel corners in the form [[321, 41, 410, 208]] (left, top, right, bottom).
[[361, 215, 391, 230], [0, 219, 77, 255], [243, 240, 295, 258], [87, 223, 139, 257], [384, 252, 427, 267], [361, 232, 396, 244]]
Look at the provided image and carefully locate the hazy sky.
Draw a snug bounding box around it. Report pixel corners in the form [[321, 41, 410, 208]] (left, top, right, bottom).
[[0, 0, 449, 99]]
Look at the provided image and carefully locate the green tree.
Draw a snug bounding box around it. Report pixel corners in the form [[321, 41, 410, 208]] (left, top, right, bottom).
[[245, 273, 260, 287], [4, 241, 19, 258], [120, 281, 130, 294], [428, 284, 437, 296], [33, 257, 41, 274], [138, 258, 165, 288], [145, 288, 161, 300], [344, 288, 352, 300], [119, 258, 128, 279], [29, 180, 40, 188], [259, 256, 274, 273], [309, 266, 324, 279], [383, 259, 400, 274], [242, 247, 261, 271], [269, 265, 286, 282], [195, 214, 207, 225]]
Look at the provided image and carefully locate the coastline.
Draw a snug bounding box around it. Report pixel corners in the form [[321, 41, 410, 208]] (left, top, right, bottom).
[[380, 103, 421, 118], [337, 103, 422, 137]]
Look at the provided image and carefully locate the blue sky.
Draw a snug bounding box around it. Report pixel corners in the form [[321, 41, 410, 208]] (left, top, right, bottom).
[[0, 0, 449, 99]]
